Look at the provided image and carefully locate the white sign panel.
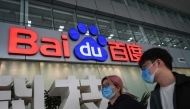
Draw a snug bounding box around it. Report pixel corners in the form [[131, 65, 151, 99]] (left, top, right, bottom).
[[0, 75, 108, 109]]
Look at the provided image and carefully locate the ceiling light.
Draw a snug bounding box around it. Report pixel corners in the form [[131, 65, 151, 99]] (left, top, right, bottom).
[[162, 43, 164, 44], [85, 30, 89, 35], [59, 26, 64, 29], [184, 47, 187, 49], [127, 40, 131, 42], [28, 20, 31, 24], [108, 37, 112, 39], [174, 45, 176, 47], [110, 34, 114, 37], [58, 29, 63, 31], [158, 45, 160, 46], [129, 37, 133, 40]]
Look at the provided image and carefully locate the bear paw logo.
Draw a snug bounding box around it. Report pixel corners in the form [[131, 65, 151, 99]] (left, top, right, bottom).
[[69, 22, 108, 62]]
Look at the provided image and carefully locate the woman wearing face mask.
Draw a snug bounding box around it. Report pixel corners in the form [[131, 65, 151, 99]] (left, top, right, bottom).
[[101, 75, 145, 109]]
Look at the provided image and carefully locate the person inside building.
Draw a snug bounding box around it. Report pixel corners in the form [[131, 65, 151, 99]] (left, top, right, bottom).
[[139, 47, 190, 109], [101, 75, 145, 109]]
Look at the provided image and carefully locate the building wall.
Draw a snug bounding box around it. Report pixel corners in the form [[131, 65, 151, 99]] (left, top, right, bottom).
[[42, 0, 190, 34], [147, 0, 190, 15], [0, 1, 190, 108], [1, 60, 190, 99]]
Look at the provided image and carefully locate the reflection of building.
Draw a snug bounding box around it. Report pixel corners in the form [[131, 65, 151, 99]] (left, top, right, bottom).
[[0, 0, 190, 106]]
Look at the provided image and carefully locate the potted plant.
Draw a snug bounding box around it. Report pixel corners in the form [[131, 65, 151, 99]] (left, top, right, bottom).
[[44, 90, 61, 109], [140, 92, 151, 108]]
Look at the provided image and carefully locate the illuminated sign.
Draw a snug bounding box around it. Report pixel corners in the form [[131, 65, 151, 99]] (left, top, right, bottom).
[[69, 23, 108, 62], [8, 27, 70, 58], [8, 23, 142, 62], [108, 42, 142, 62]]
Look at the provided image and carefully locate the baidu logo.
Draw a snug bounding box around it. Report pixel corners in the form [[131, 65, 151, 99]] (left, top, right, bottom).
[[69, 23, 108, 62]]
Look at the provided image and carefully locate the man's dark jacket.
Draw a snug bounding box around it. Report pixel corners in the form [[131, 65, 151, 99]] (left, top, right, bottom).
[[150, 72, 190, 109]]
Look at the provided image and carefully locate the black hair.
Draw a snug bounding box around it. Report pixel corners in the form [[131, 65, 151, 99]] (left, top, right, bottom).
[[138, 47, 173, 71]]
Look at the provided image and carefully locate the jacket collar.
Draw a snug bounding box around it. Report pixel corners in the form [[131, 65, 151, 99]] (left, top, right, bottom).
[[155, 72, 190, 88], [172, 72, 190, 85], [152, 72, 189, 109]]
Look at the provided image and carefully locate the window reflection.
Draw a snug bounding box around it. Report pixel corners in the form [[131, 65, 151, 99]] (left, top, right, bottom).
[[166, 10, 176, 20], [127, 0, 138, 8], [176, 34, 190, 50], [166, 33, 182, 48], [130, 25, 148, 44], [77, 14, 96, 27], [0, 0, 20, 24], [173, 12, 182, 21], [111, 0, 126, 4], [156, 30, 172, 47], [185, 36, 190, 49], [97, 18, 117, 39], [157, 7, 167, 17], [138, 1, 148, 11], [180, 14, 189, 23], [115, 22, 135, 42], [53, 8, 74, 32], [144, 28, 160, 45], [27, 3, 53, 29], [1, 0, 190, 49], [77, 13, 97, 36], [148, 4, 158, 14], [187, 17, 190, 23]]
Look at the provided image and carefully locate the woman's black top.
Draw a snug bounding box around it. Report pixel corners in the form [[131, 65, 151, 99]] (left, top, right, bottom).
[[107, 94, 145, 109]]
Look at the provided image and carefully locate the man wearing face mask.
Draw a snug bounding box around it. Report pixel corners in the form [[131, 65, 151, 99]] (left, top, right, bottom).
[[139, 47, 190, 109]]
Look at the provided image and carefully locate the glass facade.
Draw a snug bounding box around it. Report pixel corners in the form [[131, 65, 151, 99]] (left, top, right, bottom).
[[130, 24, 148, 44], [0, 0, 21, 24], [2, 0, 190, 25], [157, 7, 167, 17], [173, 12, 182, 21], [181, 14, 189, 23], [148, 4, 158, 14], [144, 28, 160, 46], [53, 6, 75, 32], [185, 36, 190, 47], [137, 0, 149, 11], [111, 0, 126, 4], [97, 17, 118, 39], [166, 10, 177, 20], [125, 0, 190, 24], [0, 0, 190, 50], [77, 12, 96, 27], [115, 22, 135, 42], [166, 33, 182, 48], [27, 3, 53, 29], [176, 34, 190, 50], [127, 0, 138, 8], [156, 30, 172, 47], [188, 17, 190, 23]]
